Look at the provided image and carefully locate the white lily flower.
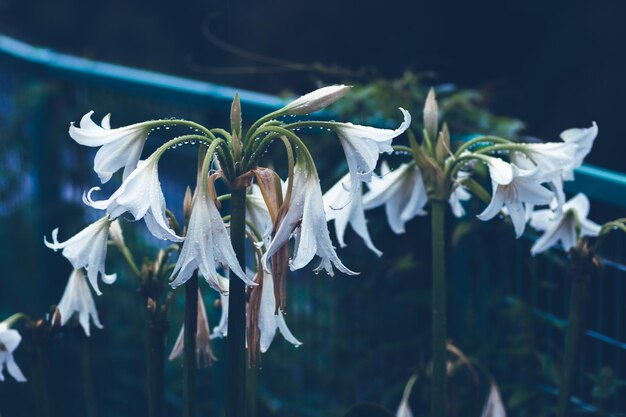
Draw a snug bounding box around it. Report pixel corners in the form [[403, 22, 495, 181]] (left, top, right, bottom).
[[57, 269, 103, 336], [333, 108, 411, 203], [363, 161, 428, 234], [44, 216, 116, 295], [258, 272, 302, 352], [477, 158, 554, 238], [169, 177, 252, 291], [211, 292, 229, 339], [246, 185, 272, 242], [281, 85, 351, 115], [263, 164, 357, 276], [84, 154, 182, 242], [560, 122, 598, 173], [0, 321, 26, 382], [69, 111, 152, 183], [449, 182, 471, 218], [168, 288, 217, 367], [530, 193, 601, 255], [323, 173, 382, 256]]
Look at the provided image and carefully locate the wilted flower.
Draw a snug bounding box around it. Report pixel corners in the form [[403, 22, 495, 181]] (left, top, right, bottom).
[[44, 216, 116, 295], [332, 108, 411, 202], [85, 154, 182, 242], [363, 162, 428, 234], [169, 288, 217, 367], [57, 269, 103, 336], [69, 111, 152, 183], [280, 85, 351, 115], [323, 173, 382, 256], [0, 320, 26, 382], [263, 162, 357, 276], [530, 193, 601, 255], [169, 175, 252, 291], [477, 158, 554, 237]]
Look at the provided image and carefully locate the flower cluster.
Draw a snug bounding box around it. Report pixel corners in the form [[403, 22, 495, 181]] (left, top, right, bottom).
[[39, 85, 411, 363]]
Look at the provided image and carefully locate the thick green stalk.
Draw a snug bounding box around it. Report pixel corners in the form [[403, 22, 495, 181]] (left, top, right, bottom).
[[227, 188, 248, 417], [556, 270, 590, 417], [431, 200, 447, 417], [33, 343, 52, 417], [147, 305, 165, 417], [81, 336, 99, 417], [184, 273, 199, 417]]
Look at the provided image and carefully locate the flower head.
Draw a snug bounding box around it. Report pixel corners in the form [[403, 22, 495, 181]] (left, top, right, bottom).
[[263, 162, 357, 276], [560, 122, 598, 171], [323, 173, 382, 256], [57, 269, 103, 336], [44, 216, 116, 295], [84, 154, 182, 242], [333, 108, 411, 203], [169, 288, 217, 367], [169, 174, 252, 291], [363, 162, 428, 234], [477, 158, 554, 237], [0, 320, 26, 382], [70, 111, 151, 183], [257, 272, 301, 353], [530, 193, 601, 255]]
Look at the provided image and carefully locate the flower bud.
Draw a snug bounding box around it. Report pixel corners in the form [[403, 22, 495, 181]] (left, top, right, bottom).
[[108, 219, 125, 248], [424, 87, 438, 142], [281, 85, 351, 115]]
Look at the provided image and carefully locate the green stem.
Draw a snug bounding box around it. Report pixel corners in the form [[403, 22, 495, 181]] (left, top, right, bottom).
[[33, 343, 52, 417], [247, 367, 258, 417], [431, 200, 447, 417], [556, 269, 591, 417], [147, 304, 166, 417], [227, 188, 248, 417], [183, 273, 199, 417], [81, 336, 99, 417], [454, 135, 513, 157]]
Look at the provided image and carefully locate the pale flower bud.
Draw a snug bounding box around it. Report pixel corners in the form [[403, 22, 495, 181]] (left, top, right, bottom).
[[281, 85, 351, 115], [108, 219, 125, 248]]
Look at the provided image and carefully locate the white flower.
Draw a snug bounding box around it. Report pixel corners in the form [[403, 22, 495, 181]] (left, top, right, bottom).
[[396, 374, 418, 417], [169, 179, 252, 291], [363, 162, 428, 234], [108, 219, 125, 247], [477, 158, 554, 238], [84, 154, 182, 242], [323, 173, 382, 256], [246, 185, 272, 242], [480, 383, 507, 417], [514, 142, 578, 178], [449, 172, 472, 218], [258, 272, 302, 352], [333, 108, 411, 203], [69, 111, 152, 183], [57, 269, 103, 336], [168, 288, 217, 367], [560, 122, 598, 172], [44, 216, 116, 295], [263, 164, 357, 276], [530, 193, 601, 255], [281, 85, 351, 115], [0, 321, 26, 382], [211, 292, 229, 339]]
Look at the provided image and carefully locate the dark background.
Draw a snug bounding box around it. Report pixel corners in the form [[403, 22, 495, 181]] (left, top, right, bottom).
[[1, 0, 624, 170]]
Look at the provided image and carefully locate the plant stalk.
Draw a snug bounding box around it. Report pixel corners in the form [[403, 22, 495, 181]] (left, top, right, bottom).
[[33, 343, 52, 417], [556, 269, 591, 417], [147, 304, 166, 417], [431, 200, 447, 417], [184, 273, 199, 417], [81, 336, 99, 417], [227, 187, 248, 417]]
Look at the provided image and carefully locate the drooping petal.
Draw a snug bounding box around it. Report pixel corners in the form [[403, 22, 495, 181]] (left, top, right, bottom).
[[485, 156, 514, 185], [480, 383, 507, 417], [259, 273, 301, 353], [69, 111, 152, 183], [560, 122, 598, 168], [57, 269, 103, 336], [44, 217, 114, 295], [0, 324, 26, 382]]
